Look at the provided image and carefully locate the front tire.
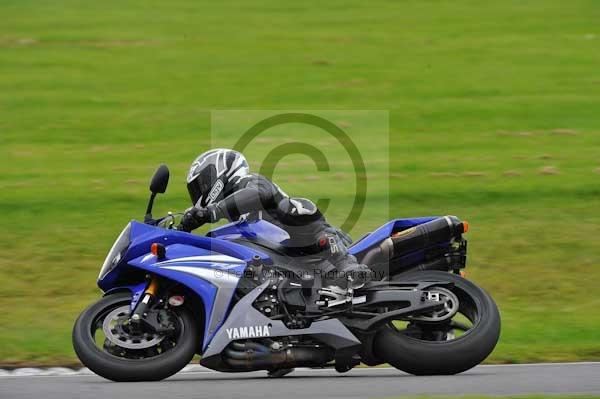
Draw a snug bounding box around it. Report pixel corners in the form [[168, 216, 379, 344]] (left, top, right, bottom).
[[72, 292, 198, 381], [374, 271, 500, 375]]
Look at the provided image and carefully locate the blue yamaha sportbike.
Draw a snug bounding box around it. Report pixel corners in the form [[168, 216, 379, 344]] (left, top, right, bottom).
[[73, 165, 500, 381]]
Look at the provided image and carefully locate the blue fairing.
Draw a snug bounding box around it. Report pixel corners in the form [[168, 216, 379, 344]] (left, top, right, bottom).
[[97, 221, 272, 350]]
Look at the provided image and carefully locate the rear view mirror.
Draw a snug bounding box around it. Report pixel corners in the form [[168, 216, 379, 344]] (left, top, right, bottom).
[[149, 164, 170, 194]]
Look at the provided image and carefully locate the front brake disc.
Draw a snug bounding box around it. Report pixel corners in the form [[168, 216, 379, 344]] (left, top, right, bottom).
[[102, 305, 165, 350]]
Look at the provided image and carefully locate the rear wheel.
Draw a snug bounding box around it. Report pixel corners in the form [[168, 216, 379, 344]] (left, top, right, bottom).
[[374, 271, 500, 375], [72, 292, 198, 381]]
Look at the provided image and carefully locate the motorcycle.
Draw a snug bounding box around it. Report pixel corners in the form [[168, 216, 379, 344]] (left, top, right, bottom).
[[73, 164, 500, 381]]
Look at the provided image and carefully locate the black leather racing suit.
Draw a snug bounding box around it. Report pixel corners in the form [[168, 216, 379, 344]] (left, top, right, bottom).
[[196, 173, 371, 286]]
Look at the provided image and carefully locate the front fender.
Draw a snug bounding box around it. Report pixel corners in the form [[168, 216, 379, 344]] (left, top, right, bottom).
[[103, 281, 147, 312]]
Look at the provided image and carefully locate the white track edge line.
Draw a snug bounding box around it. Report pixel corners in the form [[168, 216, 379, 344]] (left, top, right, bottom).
[[1, 362, 599, 378]]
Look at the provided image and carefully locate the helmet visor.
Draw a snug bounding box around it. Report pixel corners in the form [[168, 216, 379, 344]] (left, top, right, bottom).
[[187, 180, 204, 205]]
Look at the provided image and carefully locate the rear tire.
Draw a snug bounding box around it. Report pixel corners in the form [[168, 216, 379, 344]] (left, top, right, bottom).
[[73, 292, 198, 381], [374, 271, 500, 375]]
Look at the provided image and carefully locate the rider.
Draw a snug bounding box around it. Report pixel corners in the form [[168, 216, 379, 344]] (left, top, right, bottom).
[[179, 148, 372, 288]]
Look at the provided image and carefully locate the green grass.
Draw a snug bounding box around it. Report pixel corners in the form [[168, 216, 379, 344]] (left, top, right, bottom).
[[1, 0, 600, 365]]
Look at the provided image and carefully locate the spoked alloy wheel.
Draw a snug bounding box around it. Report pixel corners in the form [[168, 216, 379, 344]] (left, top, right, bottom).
[[73, 292, 198, 381], [408, 286, 460, 323], [394, 285, 473, 341], [375, 271, 500, 375], [100, 305, 171, 357]]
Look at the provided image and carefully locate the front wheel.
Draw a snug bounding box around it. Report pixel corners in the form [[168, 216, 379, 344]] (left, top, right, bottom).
[[374, 271, 500, 375], [72, 292, 198, 381]]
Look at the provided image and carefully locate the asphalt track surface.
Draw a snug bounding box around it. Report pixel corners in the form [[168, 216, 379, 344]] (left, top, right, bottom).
[[2, 363, 600, 399]]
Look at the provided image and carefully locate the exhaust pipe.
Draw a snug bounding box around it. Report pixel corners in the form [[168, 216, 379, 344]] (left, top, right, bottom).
[[361, 216, 466, 266], [223, 341, 334, 371]]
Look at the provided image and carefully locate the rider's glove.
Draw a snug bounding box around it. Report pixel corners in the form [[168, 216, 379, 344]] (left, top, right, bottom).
[[179, 204, 222, 232], [180, 206, 210, 232]]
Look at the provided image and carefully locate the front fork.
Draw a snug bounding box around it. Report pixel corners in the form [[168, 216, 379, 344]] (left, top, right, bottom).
[[131, 277, 159, 322], [129, 276, 183, 334]]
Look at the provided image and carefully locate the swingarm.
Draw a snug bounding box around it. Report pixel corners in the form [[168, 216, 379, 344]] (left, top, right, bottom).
[[337, 280, 457, 331]]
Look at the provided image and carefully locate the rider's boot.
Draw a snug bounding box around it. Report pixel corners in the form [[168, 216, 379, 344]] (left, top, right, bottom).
[[317, 229, 373, 289], [325, 255, 373, 289]]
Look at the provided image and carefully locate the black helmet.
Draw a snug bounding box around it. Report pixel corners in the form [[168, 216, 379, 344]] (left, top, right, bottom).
[[186, 149, 249, 207]]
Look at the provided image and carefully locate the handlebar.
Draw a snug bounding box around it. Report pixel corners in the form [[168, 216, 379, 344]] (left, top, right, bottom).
[[146, 212, 185, 230], [146, 210, 208, 233]]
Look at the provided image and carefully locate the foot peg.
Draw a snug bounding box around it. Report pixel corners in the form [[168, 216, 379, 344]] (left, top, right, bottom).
[[316, 281, 366, 308]]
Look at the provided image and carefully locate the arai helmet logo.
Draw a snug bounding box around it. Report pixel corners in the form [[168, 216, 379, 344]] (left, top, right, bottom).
[[226, 325, 271, 340], [207, 180, 224, 204]]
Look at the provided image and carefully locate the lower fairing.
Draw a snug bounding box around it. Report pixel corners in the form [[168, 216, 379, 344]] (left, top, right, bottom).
[[200, 281, 362, 372]]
